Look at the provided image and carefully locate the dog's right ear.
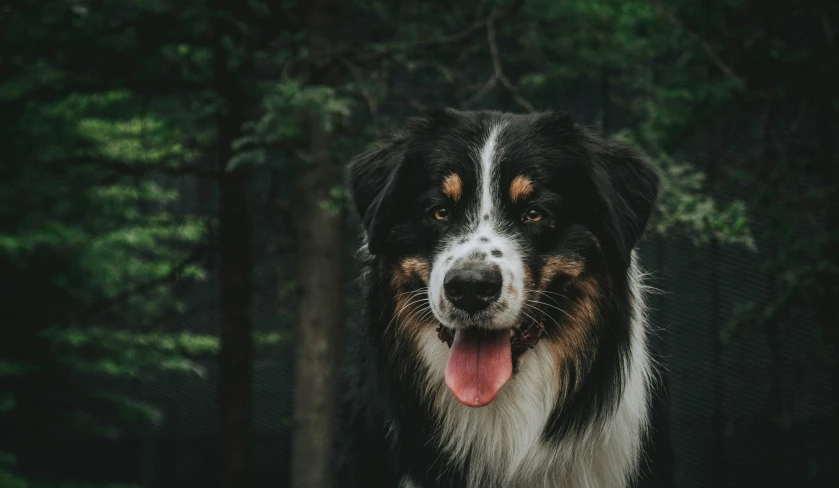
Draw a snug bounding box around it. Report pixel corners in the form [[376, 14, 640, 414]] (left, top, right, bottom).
[[347, 138, 405, 255]]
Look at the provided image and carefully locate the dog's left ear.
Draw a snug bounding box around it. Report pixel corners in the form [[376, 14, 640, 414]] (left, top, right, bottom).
[[348, 109, 460, 255], [347, 138, 405, 255], [586, 135, 660, 269]]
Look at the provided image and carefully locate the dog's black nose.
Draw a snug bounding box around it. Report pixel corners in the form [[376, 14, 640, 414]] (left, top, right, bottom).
[[444, 263, 503, 314]]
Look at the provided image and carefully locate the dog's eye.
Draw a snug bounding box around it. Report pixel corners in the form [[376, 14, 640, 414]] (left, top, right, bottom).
[[433, 207, 450, 221], [522, 208, 543, 223]]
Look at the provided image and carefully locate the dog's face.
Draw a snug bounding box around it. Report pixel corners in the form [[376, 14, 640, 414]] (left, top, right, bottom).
[[349, 109, 658, 408]]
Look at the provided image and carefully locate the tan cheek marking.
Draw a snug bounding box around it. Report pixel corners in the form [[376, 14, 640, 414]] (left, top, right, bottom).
[[399, 257, 431, 284], [442, 173, 462, 202], [389, 258, 434, 338], [510, 175, 534, 203], [539, 255, 585, 289], [544, 275, 604, 400], [390, 257, 431, 292], [386, 259, 440, 382], [572, 277, 603, 333]]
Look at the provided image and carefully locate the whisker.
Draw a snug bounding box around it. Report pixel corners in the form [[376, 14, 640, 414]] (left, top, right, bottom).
[[519, 308, 540, 327], [385, 295, 429, 335], [528, 293, 564, 309], [396, 297, 429, 321], [413, 309, 437, 327], [401, 301, 432, 326], [392, 287, 428, 299], [527, 289, 569, 300], [395, 293, 432, 331], [526, 290, 569, 308], [523, 303, 563, 338], [526, 299, 575, 321]]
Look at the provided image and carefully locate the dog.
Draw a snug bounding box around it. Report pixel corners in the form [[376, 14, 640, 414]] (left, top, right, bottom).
[[336, 109, 660, 488]]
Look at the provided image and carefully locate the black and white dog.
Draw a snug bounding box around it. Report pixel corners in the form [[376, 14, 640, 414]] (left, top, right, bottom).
[[337, 109, 660, 488]]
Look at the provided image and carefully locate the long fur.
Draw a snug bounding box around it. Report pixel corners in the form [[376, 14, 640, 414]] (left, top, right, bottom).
[[337, 109, 660, 488]]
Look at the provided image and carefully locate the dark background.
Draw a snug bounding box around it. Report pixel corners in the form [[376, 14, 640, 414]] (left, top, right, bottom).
[[1, 1, 837, 487]]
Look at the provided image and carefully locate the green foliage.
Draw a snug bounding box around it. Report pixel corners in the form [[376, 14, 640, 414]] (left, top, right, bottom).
[[0, 461, 29, 488], [649, 155, 754, 249], [321, 186, 351, 217], [0, 361, 31, 415], [43, 328, 219, 379], [231, 80, 353, 169], [0, 393, 16, 414], [0, 361, 36, 378], [41, 328, 286, 379], [0, 2, 219, 482]]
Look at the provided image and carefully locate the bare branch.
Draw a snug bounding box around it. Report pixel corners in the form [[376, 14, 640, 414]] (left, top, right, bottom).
[[351, 0, 527, 63], [486, 18, 535, 112], [487, 19, 505, 80], [462, 16, 535, 112], [424, 0, 526, 46], [455, 42, 484, 64], [391, 87, 431, 113], [462, 75, 499, 108], [648, 0, 745, 89]]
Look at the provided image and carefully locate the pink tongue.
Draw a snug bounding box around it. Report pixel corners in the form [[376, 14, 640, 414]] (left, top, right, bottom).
[[445, 329, 513, 408]]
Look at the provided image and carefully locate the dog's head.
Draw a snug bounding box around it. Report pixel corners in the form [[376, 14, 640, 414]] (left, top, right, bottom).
[[349, 109, 658, 408]]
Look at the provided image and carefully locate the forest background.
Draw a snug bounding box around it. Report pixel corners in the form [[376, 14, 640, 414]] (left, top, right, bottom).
[[1, 1, 837, 487]]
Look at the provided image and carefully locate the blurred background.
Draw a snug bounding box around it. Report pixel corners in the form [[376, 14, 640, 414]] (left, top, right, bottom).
[[1, 0, 837, 487]]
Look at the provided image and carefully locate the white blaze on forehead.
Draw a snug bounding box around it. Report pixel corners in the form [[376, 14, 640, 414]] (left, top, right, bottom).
[[478, 125, 502, 221], [428, 121, 526, 330]]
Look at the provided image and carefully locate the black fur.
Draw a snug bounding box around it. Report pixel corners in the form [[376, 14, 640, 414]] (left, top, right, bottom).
[[337, 109, 659, 487]]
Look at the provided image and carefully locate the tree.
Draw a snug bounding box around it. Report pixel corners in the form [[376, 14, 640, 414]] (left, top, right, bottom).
[[289, 1, 347, 487], [211, 1, 256, 486], [0, 20, 213, 488], [0, 2, 266, 486]]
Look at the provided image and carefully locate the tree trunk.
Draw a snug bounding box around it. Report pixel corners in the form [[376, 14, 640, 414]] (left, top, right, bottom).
[[214, 3, 253, 486], [291, 2, 344, 487], [218, 167, 253, 488]]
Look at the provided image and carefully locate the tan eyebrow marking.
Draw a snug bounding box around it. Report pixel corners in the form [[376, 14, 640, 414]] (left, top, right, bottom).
[[510, 175, 534, 203], [442, 173, 462, 202]]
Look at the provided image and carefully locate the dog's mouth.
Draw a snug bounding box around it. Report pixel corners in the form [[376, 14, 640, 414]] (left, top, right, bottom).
[[435, 317, 545, 408]]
